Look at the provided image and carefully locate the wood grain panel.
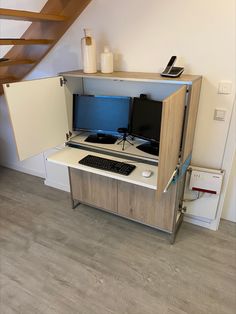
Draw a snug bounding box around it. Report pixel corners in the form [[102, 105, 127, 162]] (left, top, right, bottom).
[[117, 182, 156, 223], [149, 183, 177, 232], [157, 86, 186, 198], [70, 168, 118, 213], [117, 181, 177, 232], [62, 69, 202, 84], [182, 78, 202, 162]]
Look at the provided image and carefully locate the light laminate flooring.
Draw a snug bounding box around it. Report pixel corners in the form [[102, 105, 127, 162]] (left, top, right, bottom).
[[0, 167, 235, 314]]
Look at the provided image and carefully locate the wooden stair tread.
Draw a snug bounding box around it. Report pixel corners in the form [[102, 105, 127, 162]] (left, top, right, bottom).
[[0, 76, 19, 94], [0, 8, 66, 22], [0, 59, 35, 66], [0, 76, 18, 83], [0, 38, 53, 45], [0, 0, 92, 95]]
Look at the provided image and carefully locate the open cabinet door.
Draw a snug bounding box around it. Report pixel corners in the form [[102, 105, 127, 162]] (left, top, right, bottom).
[[157, 86, 186, 198], [3, 77, 69, 161]]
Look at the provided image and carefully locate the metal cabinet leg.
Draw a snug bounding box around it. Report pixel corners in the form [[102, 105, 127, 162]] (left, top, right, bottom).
[[68, 166, 81, 210], [71, 197, 81, 210], [169, 212, 184, 244], [169, 232, 176, 245]]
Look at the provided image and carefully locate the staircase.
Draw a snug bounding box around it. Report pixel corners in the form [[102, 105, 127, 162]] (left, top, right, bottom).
[[0, 0, 91, 94]]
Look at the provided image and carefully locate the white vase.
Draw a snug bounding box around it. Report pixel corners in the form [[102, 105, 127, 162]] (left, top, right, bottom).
[[101, 46, 113, 74], [81, 28, 97, 73]]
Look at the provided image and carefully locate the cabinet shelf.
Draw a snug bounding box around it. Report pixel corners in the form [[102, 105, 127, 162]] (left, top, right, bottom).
[[0, 8, 66, 22]]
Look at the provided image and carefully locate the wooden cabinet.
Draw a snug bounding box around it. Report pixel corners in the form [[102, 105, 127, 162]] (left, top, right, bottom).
[[117, 181, 177, 232], [117, 181, 155, 224], [3, 70, 202, 242], [69, 168, 117, 213], [68, 167, 178, 233]]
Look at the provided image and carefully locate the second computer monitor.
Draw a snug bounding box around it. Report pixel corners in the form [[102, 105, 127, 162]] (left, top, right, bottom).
[[130, 95, 162, 156]]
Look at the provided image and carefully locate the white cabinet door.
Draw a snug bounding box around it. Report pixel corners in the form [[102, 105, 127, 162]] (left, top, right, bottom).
[[3, 76, 69, 161]]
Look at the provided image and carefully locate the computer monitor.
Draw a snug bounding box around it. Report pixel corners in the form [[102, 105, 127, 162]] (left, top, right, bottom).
[[130, 95, 162, 156], [73, 94, 131, 137]]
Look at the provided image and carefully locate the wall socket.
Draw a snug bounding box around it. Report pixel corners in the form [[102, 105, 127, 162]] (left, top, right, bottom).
[[214, 108, 226, 121]]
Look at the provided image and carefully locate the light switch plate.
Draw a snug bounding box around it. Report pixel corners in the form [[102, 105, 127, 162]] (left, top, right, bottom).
[[214, 108, 226, 121], [218, 80, 232, 94]]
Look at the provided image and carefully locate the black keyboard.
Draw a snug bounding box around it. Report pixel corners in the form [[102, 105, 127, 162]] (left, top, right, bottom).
[[79, 155, 136, 176]]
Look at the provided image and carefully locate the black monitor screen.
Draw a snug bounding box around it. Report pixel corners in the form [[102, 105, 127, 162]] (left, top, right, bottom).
[[73, 94, 131, 134], [131, 96, 162, 143]]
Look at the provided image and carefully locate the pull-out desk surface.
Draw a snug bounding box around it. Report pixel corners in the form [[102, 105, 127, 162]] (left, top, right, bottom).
[[47, 145, 158, 190]]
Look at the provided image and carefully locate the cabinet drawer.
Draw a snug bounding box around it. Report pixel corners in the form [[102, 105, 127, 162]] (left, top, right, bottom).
[[69, 168, 117, 212]]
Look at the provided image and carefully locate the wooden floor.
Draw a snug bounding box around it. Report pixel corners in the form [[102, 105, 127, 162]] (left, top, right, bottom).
[[0, 167, 235, 314]]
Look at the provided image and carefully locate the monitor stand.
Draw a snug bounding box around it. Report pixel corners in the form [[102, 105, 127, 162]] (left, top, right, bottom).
[[136, 142, 159, 156], [85, 133, 117, 144]]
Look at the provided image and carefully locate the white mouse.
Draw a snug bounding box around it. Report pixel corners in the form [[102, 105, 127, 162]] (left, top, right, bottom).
[[142, 170, 153, 178]]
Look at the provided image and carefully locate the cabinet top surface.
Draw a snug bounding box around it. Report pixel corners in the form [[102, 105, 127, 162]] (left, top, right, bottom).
[[61, 70, 202, 85]]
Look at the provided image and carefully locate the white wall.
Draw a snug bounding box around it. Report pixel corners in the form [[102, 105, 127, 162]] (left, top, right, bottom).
[[0, 0, 235, 221]]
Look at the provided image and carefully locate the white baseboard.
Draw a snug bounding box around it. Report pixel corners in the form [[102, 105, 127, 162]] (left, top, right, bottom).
[[0, 161, 45, 178], [44, 178, 70, 192], [1, 161, 70, 192], [184, 215, 218, 231]]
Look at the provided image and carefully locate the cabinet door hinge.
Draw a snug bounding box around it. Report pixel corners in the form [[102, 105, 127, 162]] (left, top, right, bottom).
[[60, 77, 67, 86], [66, 131, 72, 141], [178, 204, 187, 214]]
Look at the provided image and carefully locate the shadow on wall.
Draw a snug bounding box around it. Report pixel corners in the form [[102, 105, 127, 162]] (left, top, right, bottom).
[[27, 44, 80, 80], [92, 31, 127, 71], [0, 96, 19, 165]]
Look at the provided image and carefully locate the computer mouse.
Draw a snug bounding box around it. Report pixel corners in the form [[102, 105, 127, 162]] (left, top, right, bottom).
[[142, 170, 153, 178]]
